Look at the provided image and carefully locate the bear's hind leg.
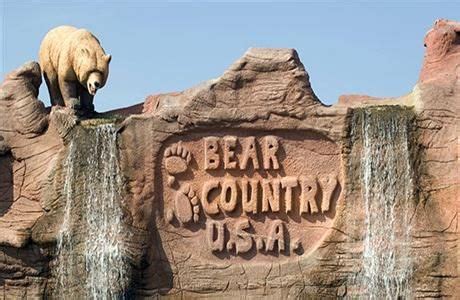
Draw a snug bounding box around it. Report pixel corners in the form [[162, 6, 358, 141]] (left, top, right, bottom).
[[44, 71, 64, 106], [59, 78, 80, 110]]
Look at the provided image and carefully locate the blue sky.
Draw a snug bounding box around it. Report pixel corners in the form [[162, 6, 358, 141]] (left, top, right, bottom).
[[1, 1, 458, 111]]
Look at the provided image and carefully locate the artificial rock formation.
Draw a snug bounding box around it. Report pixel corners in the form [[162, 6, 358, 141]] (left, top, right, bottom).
[[0, 19, 458, 299]]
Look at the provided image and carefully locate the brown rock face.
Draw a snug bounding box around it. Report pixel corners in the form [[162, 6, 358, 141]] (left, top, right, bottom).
[[0, 62, 56, 248], [0, 20, 458, 298], [413, 18, 460, 298], [420, 19, 460, 84]]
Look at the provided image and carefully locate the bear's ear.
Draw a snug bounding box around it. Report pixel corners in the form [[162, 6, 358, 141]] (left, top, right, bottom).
[[105, 54, 112, 63]]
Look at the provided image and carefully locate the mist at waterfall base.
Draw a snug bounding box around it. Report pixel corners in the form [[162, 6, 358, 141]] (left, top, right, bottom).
[[352, 106, 416, 299], [54, 124, 129, 299]]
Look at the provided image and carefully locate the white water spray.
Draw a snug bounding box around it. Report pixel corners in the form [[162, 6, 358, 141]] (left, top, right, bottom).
[[357, 107, 415, 299], [54, 124, 128, 299], [84, 124, 127, 299], [54, 139, 78, 293]]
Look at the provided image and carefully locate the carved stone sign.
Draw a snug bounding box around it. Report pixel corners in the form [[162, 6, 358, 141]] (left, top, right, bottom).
[[159, 130, 342, 262], [1, 20, 459, 298]]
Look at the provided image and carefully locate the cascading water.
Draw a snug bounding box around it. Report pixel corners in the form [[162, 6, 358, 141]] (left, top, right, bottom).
[[54, 139, 78, 293], [84, 124, 128, 299], [353, 106, 415, 299], [54, 123, 129, 299]]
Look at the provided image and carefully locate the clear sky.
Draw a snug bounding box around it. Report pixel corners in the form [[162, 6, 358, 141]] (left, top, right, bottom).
[[1, 1, 458, 111]]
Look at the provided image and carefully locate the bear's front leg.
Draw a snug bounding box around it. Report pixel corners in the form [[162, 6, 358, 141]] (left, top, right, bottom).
[[59, 79, 81, 110], [79, 86, 95, 112]]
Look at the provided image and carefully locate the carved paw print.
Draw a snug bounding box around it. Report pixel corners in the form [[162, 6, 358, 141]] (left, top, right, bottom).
[[166, 183, 200, 225], [164, 141, 192, 187]]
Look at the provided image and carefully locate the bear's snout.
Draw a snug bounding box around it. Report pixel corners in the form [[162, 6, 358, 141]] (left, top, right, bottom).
[[88, 83, 97, 95], [87, 71, 104, 96]]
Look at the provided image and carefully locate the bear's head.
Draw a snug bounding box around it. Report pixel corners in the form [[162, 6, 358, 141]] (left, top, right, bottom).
[[76, 46, 111, 95], [87, 70, 106, 95]]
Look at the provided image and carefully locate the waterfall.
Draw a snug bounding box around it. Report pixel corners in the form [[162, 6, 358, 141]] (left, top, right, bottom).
[[54, 123, 128, 299], [54, 139, 77, 293], [84, 124, 127, 299], [354, 106, 415, 299]]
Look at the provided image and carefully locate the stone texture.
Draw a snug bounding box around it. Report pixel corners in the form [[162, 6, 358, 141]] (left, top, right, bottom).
[[0, 135, 9, 155], [0, 19, 458, 299], [420, 19, 460, 85], [143, 48, 322, 123], [0, 62, 58, 248], [411, 18, 460, 298]]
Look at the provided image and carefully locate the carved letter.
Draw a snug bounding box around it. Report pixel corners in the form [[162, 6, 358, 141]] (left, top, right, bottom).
[[262, 179, 280, 213], [219, 179, 238, 212], [299, 176, 319, 214], [201, 180, 220, 215], [263, 136, 280, 170], [240, 136, 259, 170], [281, 176, 298, 213], [265, 220, 285, 253], [207, 221, 225, 252], [235, 219, 253, 254], [318, 175, 338, 213], [204, 137, 219, 170], [223, 136, 238, 169], [241, 179, 258, 214]]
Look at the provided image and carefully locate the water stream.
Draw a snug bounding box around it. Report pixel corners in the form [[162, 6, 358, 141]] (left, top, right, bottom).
[[54, 123, 128, 299], [354, 106, 415, 299], [54, 139, 77, 293]]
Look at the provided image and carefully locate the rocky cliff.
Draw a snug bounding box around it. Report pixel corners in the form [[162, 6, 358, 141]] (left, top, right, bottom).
[[0, 20, 458, 298]]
